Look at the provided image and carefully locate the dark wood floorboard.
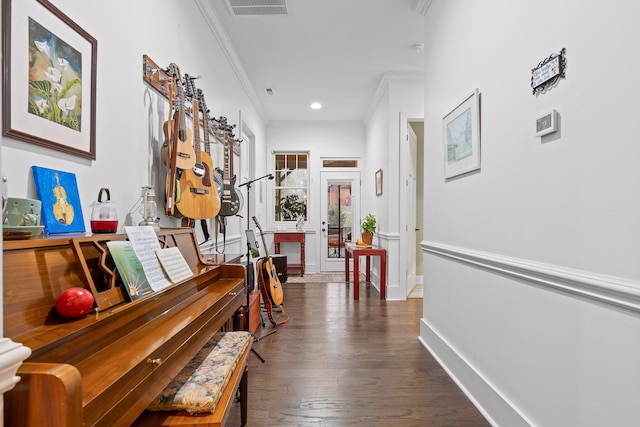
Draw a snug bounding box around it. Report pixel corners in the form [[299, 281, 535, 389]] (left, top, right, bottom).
[[225, 280, 490, 427]]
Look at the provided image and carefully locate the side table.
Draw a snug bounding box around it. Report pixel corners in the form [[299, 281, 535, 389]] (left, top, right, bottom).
[[273, 232, 305, 276], [345, 243, 386, 300]]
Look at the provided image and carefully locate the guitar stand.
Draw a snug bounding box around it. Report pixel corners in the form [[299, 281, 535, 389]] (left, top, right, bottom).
[[240, 174, 277, 363]]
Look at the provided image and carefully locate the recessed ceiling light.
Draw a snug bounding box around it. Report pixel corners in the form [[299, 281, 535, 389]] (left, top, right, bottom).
[[310, 102, 322, 110]]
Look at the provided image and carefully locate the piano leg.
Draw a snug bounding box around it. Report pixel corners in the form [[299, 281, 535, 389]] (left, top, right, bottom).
[[5, 363, 83, 427]]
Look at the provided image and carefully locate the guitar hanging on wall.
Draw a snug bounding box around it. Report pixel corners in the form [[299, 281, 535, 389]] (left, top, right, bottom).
[[174, 77, 221, 219], [252, 216, 288, 326], [161, 64, 196, 171], [215, 117, 243, 217]]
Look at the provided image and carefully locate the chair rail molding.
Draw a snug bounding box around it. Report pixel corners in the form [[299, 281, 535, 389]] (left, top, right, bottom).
[[422, 241, 640, 313]]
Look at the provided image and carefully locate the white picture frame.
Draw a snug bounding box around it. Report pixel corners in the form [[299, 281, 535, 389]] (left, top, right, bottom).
[[443, 89, 480, 179]]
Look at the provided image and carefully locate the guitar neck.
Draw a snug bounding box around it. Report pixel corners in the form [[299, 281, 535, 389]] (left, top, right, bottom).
[[224, 134, 232, 181], [253, 216, 270, 258], [191, 99, 202, 163]]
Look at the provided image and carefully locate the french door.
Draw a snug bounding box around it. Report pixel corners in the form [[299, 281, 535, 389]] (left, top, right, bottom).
[[320, 171, 360, 272]]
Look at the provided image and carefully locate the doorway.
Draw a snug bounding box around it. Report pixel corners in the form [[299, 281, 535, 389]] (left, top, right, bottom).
[[320, 171, 360, 272], [400, 117, 424, 298]]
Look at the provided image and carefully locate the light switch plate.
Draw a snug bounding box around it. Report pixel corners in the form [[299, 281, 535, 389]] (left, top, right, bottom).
[[536, 109, 558, 137]]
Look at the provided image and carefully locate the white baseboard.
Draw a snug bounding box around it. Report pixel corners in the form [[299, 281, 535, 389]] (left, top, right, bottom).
[[419, 320, 532, 427]]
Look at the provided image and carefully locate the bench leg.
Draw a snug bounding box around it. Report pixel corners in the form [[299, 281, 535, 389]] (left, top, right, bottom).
[[240, 366, 248, 426]]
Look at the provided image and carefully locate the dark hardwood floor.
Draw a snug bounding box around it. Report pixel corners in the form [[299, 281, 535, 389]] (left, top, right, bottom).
[[227, 279, 490, 427]]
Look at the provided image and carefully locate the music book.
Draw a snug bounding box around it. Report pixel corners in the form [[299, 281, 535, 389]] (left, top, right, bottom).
[[155, 247, 194, 284], [32, 166, 86, 234], [106, 241, 154, 300], [124, 226, 172, 292]]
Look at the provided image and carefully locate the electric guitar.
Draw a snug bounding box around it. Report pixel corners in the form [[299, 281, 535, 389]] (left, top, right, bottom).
[[174, 78, 221, 219], [215, 118, 243, 217], [252, 216, 284, 306]]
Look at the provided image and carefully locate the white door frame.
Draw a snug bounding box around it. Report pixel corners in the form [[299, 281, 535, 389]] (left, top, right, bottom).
[[399, 114, 422, 298]]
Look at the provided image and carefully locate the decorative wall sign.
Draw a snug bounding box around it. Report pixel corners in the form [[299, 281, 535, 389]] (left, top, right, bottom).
[[3, 0, 97, 159], [443, 89, 481, 179], [531, 48, 566, 95]]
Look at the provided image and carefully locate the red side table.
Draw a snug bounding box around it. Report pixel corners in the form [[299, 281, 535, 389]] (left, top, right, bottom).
[[273, 232, 305, 276], [344, 242, 386, 300]]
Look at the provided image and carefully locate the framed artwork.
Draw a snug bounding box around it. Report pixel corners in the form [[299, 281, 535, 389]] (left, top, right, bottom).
[[2, 0, 97, 160], [375, 169, 383, 196], [443, 89, 480, 179], [32, 165, 86, 234]]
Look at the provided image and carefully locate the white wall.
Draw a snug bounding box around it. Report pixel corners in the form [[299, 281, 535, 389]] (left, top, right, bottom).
[[0, 0, 268, 254], [365, 74, 424, 299], [266, 120, 365, 273], [420, 1, 640, 426]]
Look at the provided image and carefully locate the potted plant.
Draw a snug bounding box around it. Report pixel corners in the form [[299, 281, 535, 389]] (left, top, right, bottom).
[[360, 213, 376, 245]]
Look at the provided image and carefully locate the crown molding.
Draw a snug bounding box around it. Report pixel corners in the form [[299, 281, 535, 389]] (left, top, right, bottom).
[[195, 0, 269, 124], [364, 71, 424, 123]]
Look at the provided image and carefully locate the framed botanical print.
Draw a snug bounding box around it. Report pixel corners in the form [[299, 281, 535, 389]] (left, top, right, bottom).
[[2, 0, 97, 159]]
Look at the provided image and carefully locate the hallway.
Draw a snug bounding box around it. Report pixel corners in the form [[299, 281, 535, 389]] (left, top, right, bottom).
[[228, 280, 490, 426]]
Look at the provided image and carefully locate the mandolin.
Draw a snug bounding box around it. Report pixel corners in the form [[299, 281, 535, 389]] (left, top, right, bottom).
[[174, 78, 221, 219], [252, 216, 284, 306]]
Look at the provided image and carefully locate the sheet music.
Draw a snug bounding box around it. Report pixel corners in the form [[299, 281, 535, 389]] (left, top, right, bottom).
[[124, 226, 171, 291], [155, 247, 194, 284]]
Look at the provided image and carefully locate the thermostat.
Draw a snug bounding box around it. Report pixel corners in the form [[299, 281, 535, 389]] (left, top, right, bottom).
[[535, 109, 558, 137]]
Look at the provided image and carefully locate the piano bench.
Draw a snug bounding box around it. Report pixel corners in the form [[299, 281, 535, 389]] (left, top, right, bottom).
[[134, 331, 252, 427]]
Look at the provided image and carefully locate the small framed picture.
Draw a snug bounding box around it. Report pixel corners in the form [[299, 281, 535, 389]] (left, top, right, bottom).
[[443, 89, 481, 179], [375, 169, 383, 196]]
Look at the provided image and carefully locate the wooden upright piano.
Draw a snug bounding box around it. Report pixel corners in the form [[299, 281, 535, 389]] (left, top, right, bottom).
[[3, 228, 246, 426]]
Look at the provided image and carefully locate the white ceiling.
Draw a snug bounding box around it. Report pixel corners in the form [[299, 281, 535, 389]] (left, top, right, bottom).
[[204, 0, 427, 123]]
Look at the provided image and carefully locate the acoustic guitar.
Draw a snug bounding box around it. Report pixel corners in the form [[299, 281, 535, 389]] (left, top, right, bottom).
[[252, 216, 284, 306], [161, 64, 196, 171], [174, 78, 221, 219]]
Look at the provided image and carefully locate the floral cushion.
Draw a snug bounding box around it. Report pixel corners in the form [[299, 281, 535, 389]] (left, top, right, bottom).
[[147, 331, 252, 414]]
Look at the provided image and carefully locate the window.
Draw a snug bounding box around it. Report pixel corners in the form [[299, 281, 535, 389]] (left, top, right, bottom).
[[274, 152, 308, 222]]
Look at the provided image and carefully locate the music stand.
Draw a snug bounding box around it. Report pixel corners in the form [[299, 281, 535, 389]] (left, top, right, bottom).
[[239, 174, 276, 362]]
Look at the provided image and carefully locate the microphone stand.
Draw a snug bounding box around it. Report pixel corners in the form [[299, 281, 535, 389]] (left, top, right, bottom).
[[239, 174, 275, 362]]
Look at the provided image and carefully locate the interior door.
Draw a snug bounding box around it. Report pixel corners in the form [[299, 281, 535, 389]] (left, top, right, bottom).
[[405, 124, 418, 296], [320, 171, 360, 272]]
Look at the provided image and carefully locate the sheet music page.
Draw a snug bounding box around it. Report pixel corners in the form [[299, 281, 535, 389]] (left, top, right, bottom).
[[124, 226, 171, 291], [155, 246, 194, 284]]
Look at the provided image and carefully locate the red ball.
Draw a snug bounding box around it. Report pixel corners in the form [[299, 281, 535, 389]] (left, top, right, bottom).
[[55, 287, 95, 318]]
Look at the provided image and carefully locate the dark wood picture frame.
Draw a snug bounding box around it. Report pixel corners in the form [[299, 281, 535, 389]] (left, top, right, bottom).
[[2, 0, 97, 159]]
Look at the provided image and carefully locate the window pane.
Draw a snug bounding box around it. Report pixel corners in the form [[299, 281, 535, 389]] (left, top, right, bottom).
[[274, 153, 309, 222]]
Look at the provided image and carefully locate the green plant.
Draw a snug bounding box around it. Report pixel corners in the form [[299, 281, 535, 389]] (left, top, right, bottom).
[[280, 194, 306, 221], [360, 213, 376, 234]]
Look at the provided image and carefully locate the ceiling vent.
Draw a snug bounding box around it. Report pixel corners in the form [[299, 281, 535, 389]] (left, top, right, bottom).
[[225, 0, 290, 16]]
